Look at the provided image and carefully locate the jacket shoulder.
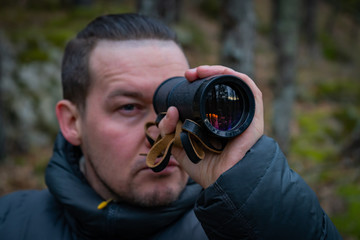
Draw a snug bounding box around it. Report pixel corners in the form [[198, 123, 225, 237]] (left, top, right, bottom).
[[0, 190, 76, 240], [195, 135, 342, 239]]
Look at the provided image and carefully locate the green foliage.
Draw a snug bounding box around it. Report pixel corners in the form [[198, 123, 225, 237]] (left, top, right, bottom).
[[17, 38, 50, 63], [18, 48, 49, 63], [294, 74, 360, 238], [175, 21, 210, 52], [33, 155, 49, 177], [45, 30, 74, 48], [334, 106, 360, 136], [313, 78, 360, 140], [43, 16, 84, 46], [257, 22, 271, 36], [197, 0, 221, 19], [292, 109, 338, 164], [333, 184, 360, 238], [324, 0, 360, 23], [13, 156, 27, 166], [25, 0, 62, 11], [293, 77, 360, 164], [1, 1, 135, 62], [315, 79, 360, 103], [319, 33, 351, 62]]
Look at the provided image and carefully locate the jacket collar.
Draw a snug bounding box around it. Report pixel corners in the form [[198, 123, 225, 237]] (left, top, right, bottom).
[[45, 132, 202, 239]]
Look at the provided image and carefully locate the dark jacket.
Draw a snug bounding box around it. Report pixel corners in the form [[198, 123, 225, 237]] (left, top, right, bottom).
[[0, 133, 342, 239]]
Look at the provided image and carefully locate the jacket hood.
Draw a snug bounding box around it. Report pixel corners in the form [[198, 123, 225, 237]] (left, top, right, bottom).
[[45, 132, 202, 240]]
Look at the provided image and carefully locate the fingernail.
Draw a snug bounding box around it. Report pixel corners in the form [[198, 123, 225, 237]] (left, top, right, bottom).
[[165, 108, 171, 119]]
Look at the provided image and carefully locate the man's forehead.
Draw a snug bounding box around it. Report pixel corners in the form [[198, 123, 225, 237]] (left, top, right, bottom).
[[89, 39, 184, 68], [87, 38, 188, 96]]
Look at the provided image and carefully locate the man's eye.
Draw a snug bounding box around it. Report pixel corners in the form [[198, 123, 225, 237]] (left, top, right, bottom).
[[117, 103, 143, 117], [121, 104, 135, 111]]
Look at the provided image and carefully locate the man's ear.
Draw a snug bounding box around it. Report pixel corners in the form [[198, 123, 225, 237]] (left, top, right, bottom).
[[56, 100, 83, 146]]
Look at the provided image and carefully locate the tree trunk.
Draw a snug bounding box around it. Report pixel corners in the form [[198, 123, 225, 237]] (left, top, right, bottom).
[[301, 0, 320, 57], [324, 0, 340, 36], [0, 32, 5, 161], [59, 0, 93, 8], [136, 0, 182, 24], [271, 0, 300, 154], [73, 0, 93, 6], [220, 0, 256, 78]]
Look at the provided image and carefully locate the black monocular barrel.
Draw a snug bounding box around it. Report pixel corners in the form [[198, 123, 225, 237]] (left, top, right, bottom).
[[153, 75, 255, 138]]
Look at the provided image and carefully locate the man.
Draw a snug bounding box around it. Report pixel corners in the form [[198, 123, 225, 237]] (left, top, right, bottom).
[[0, 13, 341, 239]]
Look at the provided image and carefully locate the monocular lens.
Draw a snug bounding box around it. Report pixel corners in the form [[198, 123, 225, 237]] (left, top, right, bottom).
[[153, 75, 255, 139], [205, 84, 242, 131]]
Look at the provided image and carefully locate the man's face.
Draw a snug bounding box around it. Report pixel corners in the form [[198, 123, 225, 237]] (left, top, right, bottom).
[[79, 40, 189, 206]]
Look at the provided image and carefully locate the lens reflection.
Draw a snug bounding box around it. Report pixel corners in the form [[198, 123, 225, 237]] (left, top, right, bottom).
[[205, 84, 242, 131]]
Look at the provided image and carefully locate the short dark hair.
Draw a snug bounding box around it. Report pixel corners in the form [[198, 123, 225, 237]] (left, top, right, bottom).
[[61, 13, 179, 113]]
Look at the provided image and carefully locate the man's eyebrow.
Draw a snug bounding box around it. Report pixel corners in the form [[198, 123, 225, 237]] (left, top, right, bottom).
[[107, 89, 144, 100]]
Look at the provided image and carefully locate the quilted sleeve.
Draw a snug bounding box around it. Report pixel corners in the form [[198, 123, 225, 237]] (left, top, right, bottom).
[[194, 136, 342, 240]]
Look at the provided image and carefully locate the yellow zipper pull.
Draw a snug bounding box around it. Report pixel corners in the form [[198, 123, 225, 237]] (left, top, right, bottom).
[[97, 198, 113, 210]]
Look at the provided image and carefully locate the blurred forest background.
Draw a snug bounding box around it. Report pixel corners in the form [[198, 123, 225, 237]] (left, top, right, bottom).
[[0, 0, 359, 238]]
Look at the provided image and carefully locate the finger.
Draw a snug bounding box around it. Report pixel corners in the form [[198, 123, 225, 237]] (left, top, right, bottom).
[[196, 65, 237, 78], [157, 106, 179, 136], [185, 65, 236, 82], [184, 68, 198, 81]]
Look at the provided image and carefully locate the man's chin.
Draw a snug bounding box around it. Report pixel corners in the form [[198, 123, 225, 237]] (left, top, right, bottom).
[[120, 165, 188, 207], [129, 185, 184, 207]]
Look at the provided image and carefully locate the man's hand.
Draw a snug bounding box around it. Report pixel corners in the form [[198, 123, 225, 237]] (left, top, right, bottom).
[[158, 65, 264, 188]]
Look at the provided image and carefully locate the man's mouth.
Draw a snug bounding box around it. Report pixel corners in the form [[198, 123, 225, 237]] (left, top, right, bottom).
[[139, 156, 180, 174]]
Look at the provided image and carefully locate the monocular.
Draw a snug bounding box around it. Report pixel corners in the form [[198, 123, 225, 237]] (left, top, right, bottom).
[[145, 75, 255, 172]]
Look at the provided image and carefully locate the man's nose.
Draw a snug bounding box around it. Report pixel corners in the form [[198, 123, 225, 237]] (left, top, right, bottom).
[[144, 110, 160, 148]]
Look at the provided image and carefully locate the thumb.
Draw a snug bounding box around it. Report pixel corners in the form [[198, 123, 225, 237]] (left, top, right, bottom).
[[157, 106, 179, 137]]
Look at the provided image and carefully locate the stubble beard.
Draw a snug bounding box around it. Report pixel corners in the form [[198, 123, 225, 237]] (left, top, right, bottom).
[[125, 180, 186, 207], [106, 176, 187, 208], [86, 155, 187, 207]]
